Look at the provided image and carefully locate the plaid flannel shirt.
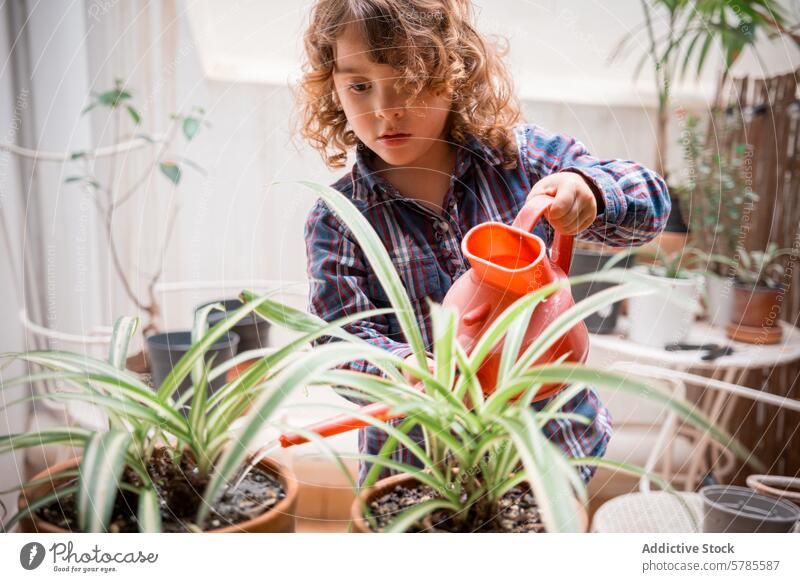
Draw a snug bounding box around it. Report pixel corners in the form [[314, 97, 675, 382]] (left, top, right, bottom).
[[305, 123, 671, 487]]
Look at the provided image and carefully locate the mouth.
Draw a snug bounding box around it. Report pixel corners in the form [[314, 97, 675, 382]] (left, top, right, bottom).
[[377, 133, 412, 144]]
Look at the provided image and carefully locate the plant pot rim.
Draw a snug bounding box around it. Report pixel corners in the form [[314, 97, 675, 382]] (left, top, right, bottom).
[[17, 453, 298, 533], [145, 330, 241, 352], [350, 471, 588, 533], [731, 282, 782, 293], [701, 485, 800, 523]]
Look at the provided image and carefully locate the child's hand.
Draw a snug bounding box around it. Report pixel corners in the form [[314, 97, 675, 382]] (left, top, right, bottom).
[[528, 172, 599, 235], [403, 353, 435, 391]]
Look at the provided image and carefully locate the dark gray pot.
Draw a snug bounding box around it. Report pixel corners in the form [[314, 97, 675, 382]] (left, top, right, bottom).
[[197, 298, 270, 353], [569, 248, 635, 334], [701, 485, 800, 533], [146, 330, 240, 402]]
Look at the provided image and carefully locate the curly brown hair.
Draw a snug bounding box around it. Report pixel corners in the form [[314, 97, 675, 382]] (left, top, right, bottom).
[[296, 0, 521, 169]]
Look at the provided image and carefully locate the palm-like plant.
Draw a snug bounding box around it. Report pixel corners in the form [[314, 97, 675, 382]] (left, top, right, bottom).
[[259, 182, 764, 532], [613, 0, 797, 178]]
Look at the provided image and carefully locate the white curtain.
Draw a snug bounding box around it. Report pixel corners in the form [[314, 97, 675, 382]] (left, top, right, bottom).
[[0, 0, 186, 488]]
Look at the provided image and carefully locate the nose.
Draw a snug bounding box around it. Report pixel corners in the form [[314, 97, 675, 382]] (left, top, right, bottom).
[[374, 103, 404, 120], [373, 87, 405, 120]]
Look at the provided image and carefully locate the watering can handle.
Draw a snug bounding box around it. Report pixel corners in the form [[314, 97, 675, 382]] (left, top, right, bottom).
[[511, 194, 575, 275]]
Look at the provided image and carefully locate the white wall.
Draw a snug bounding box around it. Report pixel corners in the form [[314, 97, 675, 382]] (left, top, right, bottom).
[[0, 1, 30, 521]]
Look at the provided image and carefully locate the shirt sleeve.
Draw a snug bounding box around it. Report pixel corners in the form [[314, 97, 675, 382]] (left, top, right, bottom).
[[518, 124, 671, 247], [304, 200, 415, 406]]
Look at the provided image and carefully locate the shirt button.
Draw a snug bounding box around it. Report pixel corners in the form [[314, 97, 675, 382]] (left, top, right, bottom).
[[439, 222, 449, 232]]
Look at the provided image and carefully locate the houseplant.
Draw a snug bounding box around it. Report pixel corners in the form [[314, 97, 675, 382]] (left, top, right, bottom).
[[612, 0, 796, 235], [569, 241, 636, 334], [727, 242, 795, 344], [0, 294, 390, 533], [260, 181, 762, 533], [199, 298, 271, 353], [619, 247, 703, 348], [1, 78, 213, 377], [146, 330, 241, 406], [673, 112, 759, 327], [73, 79, 209, 338]]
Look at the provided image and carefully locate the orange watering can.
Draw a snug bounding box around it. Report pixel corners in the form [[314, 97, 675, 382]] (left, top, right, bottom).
[[278, 193, 589, 449]]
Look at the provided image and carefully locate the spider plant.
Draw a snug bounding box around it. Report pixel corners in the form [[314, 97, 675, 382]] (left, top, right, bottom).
[[0, 292, 394, 532], [239, 181, 764, 533]]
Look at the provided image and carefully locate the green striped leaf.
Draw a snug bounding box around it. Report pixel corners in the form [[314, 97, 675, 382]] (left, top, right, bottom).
[[7, 351, 152, 392], [3, 483, 79, 532], [383, 498, 460, 533], [430, 302, 457, 397], [137, 488, 162, 533], [294, 181, 427, 369], [497, 411, 584, 532], [0, 429, 92, 455], [518, 365, 764, 472], [197, 341, 430, 526], [157, 294, 272, 401], [509, 278, 649, 377], [497, 302, 536, 387], [108, 316, 138, 370], [77, 431, 132, 532]]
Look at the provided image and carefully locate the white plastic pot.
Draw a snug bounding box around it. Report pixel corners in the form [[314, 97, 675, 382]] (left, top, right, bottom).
[[704, 273, 735, 328], [627, 268, 702, 348]]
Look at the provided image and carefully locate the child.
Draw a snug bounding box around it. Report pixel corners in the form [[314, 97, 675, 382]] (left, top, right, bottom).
[[299, 0, 670, 487]]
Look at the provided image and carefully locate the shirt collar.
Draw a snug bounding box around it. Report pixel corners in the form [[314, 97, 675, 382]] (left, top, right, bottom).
[[349, 136, 502, 202]]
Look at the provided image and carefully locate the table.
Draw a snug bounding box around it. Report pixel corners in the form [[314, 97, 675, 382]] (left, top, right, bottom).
[[588, 318, 800, 488]]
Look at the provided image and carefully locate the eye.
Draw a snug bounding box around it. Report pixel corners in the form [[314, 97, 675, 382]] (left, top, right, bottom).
[[348, 82, 371, 94]]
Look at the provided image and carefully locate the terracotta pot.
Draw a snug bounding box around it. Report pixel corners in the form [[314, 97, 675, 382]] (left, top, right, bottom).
[[730, 284, 782, 328], [18, 454, 298, 533], [350, 472, 588, 533], [727, 284, 783, 344]]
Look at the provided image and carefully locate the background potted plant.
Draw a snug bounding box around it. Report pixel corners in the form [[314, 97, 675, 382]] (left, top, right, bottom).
[[1, 78, 231, 381], [612, 0, 797, 240], [252, 182, 761, 533], [673, 112, 759, 328], [569, 241, 637, 334], [198, 298, 271, 353], [0, 297, 313, 533], [727, 242, 795, 344], [620, 247, 703, 348], [193, 298, 272, 383]]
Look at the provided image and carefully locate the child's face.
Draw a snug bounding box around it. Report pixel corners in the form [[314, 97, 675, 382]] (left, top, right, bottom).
[[332, 25, 452, 167]]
